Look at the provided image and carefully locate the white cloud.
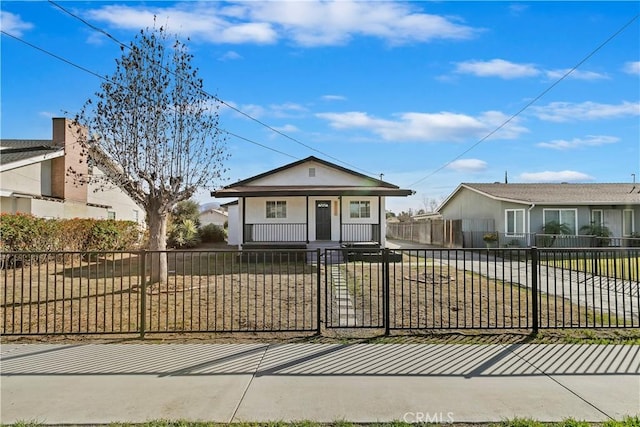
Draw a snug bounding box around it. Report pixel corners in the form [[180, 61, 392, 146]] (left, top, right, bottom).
[[84, 1, 479, 47], [623, 61, 640, 75], [237, 103, 266, 118], [273, 124, 299, 133], [0, 11, 33, 37], [531, 101, 640, 122], [537, 135, 619, 150], [316, 110, 528, 142], [219, 51, 243, 61], [452, 59, 607, 81], [545, 69, 608, 81], [454, 59, 540, 79], [509, 4, 529, 16], [322, 95, 347, 102], [222, 101, 307, 119], [519, 171, 594, 182], [447, 159, 487, 172]]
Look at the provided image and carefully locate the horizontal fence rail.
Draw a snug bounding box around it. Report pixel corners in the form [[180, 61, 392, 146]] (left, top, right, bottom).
[[1, 249, 319, 336], [1, 246, 638, 336]]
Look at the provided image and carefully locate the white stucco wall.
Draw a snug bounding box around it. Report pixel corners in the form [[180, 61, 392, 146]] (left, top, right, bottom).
[[230, 195, 384, 244], [227, 205, 240, 246], [200, 210, 228, 227], [249, 160, 378, 187], [86, 167, 144, 224], [1, 161, 50, 196]]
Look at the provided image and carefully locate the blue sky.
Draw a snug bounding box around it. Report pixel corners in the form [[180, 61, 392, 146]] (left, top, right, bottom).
[[2, 1, 639, 213]]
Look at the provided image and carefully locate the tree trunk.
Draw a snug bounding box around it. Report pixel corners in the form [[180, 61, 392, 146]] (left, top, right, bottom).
[[147, 211, 168, 284]]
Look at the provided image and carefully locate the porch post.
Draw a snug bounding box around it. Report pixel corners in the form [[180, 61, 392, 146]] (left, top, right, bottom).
[[339, 196, 343, 243], [306, 196, 309, 243], [378, 195, 382, 245], [241, 197, 246, 245]]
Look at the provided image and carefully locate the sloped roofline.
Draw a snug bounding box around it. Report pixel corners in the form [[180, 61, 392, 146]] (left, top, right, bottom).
[[223, 156, 400, 189], [438, 182, 640, 211], [0, 141, 65, 172]]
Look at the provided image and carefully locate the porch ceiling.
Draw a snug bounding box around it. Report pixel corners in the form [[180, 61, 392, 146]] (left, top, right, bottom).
[[212, 185, 414, 198]]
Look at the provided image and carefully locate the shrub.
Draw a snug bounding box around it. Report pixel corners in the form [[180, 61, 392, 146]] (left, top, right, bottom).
[[0, 213, 55, 251], [168, 219, 201, 249], [199, 223, 226, 243], [0, 214, 141, 252]]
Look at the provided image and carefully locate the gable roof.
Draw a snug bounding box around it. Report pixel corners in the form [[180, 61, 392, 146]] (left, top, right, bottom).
[[0, 140, 64, 171], [442, 183, 640, 208], [213, 156, 413, 198]]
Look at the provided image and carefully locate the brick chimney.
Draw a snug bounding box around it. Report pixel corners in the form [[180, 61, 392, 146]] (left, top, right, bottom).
[[51, 118, 88, 203]]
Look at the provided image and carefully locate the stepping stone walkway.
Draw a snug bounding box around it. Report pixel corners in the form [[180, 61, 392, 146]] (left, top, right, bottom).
[[330, 265, 357, 327]]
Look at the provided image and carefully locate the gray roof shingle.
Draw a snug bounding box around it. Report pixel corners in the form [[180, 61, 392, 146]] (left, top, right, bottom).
[[0, 139, 62, 167], [462, 183, 640, 205]]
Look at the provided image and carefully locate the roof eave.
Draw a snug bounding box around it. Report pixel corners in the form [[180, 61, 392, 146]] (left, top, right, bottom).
[[213, 188, 413, 198]]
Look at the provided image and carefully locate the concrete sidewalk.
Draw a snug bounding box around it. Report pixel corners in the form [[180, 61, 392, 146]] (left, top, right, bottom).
[[1, 343, 639, 424]]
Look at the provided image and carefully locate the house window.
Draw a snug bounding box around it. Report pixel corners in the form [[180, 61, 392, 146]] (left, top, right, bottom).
[[266, 201, 287, 219], [543, 209, 577, 234], [350, 201, 370, 218], [133, 209, 139, 223], [591, 209, 604, 227], [309, 167, 316, 177], [623, 209, 634, 236], [107, 211, 116, 220], [505, 209, 525, 236]]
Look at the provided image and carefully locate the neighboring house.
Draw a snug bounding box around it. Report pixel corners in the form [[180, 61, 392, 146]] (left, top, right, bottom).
[[0, 118, 144, 225], [438, 183, 640, 247], [212, 156, 413, 248], [199, 207, 228, 227], [412, 212, 442, 222]]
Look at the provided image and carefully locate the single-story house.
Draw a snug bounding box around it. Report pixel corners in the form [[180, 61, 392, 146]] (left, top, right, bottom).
[[438, 183, 639, 247], [212, 156, 413, 248], [199, 207, 228, 228], [1, 118, 144, 224]]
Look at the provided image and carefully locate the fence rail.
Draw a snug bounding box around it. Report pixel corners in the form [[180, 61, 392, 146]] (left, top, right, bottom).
[[1, 247, 638, 336]]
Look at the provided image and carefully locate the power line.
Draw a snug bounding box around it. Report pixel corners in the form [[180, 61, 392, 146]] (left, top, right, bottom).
[[47, 0, 379, 177], [409, 13, 640, 188], [0, 30, 299, 160]]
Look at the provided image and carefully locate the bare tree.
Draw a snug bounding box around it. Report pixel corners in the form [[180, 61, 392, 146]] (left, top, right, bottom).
[[71, 26, 228, 284], [421, 194, 442, 212]]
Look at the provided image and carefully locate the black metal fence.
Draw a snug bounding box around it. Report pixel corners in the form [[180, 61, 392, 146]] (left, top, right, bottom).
[[1, 247, 638, 336]]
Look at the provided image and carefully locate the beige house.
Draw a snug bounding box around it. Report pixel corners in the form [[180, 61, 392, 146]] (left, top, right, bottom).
[[199, 207, 228, 227], [1, 118, 143, 224]]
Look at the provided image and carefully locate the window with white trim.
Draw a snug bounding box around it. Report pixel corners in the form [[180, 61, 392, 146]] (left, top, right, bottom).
[[505, 209, 525, 236], [623, 209, 634, 236], [591, 209, 604, 227], [107, 211, 116, 220], [266, 201, 287, 218], [350, 201, 371, 218], [543, 209, 577, 234]]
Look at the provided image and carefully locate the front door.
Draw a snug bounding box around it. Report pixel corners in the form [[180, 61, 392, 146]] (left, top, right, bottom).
[[316, 200, 332, 240]]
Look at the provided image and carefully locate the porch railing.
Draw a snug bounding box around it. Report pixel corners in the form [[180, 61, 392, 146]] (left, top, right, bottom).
[[244, 223, 382, 243], [244, 223, 306, 242], [342, 223, 380, 243]]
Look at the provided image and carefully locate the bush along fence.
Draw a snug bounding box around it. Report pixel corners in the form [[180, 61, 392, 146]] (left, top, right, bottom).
[[1, 247, 638, 336]]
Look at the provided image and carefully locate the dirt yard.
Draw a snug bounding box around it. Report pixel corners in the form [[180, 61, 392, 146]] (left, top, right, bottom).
[[0, 250, 628, 338]]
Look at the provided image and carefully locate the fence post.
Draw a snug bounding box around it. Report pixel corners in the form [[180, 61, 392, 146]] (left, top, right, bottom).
[[139, 249, 147, 339], [530, 246, 539, 334], [383, 248, 390, 336], [316, 248, 322, 335]]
